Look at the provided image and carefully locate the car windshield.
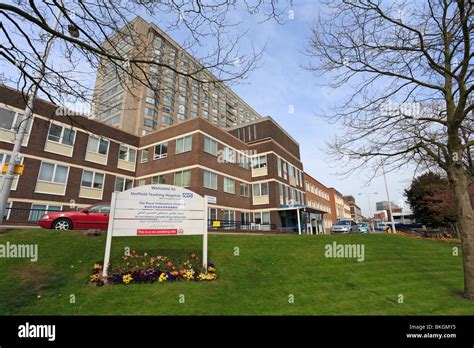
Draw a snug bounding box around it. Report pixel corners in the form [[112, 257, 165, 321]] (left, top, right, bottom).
[[358, 223, 368, 227], [336, 220, 351, 225]]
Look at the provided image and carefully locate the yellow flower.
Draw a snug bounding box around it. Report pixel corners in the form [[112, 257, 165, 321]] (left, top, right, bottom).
[[159, 273, 168, 282], [93, 263, 102, 270], [89, 274, 100, 282], [183, 271, 195, 280], [207, 266, 216, 273], [198, 273, 217, 281], [122, 274, 133, 284]]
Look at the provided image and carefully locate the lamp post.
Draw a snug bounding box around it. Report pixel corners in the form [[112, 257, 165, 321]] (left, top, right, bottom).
[[382, 165, 397, 234], [0, 6, 73, 224], [358, 192, 377, 232]]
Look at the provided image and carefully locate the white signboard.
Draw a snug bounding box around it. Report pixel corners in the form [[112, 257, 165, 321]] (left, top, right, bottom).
[[102, 184, 208, 277]]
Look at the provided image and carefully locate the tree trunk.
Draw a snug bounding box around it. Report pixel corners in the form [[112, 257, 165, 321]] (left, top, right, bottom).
[[448, 164, 474, 299]]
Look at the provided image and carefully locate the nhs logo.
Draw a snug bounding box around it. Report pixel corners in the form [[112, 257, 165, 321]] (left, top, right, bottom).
[[182, 193, 193, 198]]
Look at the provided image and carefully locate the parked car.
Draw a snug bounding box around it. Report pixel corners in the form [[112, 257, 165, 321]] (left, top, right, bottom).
[[331, 220, 359, 234], [357, 222, 369, 233], [38, 203, 111, 230]]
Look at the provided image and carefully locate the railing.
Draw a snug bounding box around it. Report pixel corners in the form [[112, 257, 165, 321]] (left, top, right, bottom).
[[2, 207, 74, 225], [208, 220, 276, 231]]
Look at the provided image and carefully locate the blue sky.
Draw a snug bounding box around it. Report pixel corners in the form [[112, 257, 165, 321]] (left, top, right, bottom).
[[219, 1, 415, 215], [1, 0, 415, 215]]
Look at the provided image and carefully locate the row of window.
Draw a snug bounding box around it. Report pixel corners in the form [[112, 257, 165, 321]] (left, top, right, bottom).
[[279, 182, 305, 205], [305, 182, 330, 201], [306, 199, 331, 213], [45, 122, 137, 164], [37, 161, 133, 193], [277, 156, 303, 187], [208, 208, 270, 225]]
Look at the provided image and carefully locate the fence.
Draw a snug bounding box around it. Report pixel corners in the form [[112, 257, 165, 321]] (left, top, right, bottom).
[[2, 207, 76, 225], [2, 210, 284, 233]]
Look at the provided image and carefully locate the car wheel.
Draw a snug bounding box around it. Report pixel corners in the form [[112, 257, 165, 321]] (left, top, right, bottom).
[[53, 218, 72, 231]]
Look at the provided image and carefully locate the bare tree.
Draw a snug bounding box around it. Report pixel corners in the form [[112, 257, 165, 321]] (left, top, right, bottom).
[[306, 0, 473, 298], [0, 0, 286, 111]]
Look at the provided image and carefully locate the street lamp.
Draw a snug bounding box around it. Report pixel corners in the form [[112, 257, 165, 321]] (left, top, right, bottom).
[[382, 165, 397, 234], [358, 192, 377, 232], [0, 6, 79, 224]]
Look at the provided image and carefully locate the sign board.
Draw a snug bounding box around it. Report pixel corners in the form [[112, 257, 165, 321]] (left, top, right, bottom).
[[102, 184, 208, 277], [212, 221, 221, 227], [1, 163, 24, 175], [206, 195, 217, 204], [279, 204, 305, 209]]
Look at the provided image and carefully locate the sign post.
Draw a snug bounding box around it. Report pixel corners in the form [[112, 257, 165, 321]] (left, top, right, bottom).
[[102, 185, 208, 278]]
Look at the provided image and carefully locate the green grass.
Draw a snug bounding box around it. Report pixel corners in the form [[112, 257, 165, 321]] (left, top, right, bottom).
[[0, 229, 473, 315]]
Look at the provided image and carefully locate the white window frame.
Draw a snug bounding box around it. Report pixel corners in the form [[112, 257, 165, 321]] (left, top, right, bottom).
[[87, 136, 109, 156], [114, 176, 134, 192], [223, 177, 235, 194], [252, 155, 267, 169], [140, 149, 148, 163], [118, 145, 136, 163], [204, 136, 218, 156], [37, 161, 69, 184], [176, 135, 192, 154], [174, 170, 191, 187], [154, 142, 168, 159], [80, 170, 104, 190], [252, 182, 268, 197], [47, 123, 76, 146], [203, 170, 217, 190]]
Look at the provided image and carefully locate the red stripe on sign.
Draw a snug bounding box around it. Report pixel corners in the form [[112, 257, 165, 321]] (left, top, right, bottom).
[[136, 229, 178, 235]]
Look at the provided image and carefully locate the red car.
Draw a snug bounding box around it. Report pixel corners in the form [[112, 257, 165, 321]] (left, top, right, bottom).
[[38, 203, 111, 230]]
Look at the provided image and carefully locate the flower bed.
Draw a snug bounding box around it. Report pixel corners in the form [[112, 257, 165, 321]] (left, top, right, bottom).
[[89, 251, 217, 286]]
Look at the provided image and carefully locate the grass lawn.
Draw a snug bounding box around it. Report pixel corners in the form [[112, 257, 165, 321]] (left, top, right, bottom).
[[0, 228, 473, 315]]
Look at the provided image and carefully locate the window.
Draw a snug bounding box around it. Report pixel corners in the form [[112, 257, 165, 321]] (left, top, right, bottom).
[[137, 179, 146, 186], [145, 97, 156, 105], [254, 211, 270, 225], [209, 208, 217, 221], [223, 147, 235, 163], [223, 210, 235, 222], [279, 183, 284, 204], [239, 153, 249, 169], [38, 162, 69, 184], [104, 115, 121, 126], [144, 119, 157, 128], [174, 170, 191, 187], [283, 162, 288, 179], [277, 157, 282, 177], [114, 176, 133, 192], [81, 170, 104, 189], [154, 142, 168, 159], [252, 155, 267, 169], [47, 124, 75, 146], [87, 136, 109, 155], [29, 204, 61, 221], [141, 149, 148, 163], [0, 107, 29, 131], [145, 107, 157, 118], [204, 137, 217, 156], [252, 182, 268, 196], [119, 145, 136, 163], [151, 175, 166, 184], [240, 183, 249, 196], [161, 115, 173, 125], [176, 135, 192, 154], [223, 177, 235, 194], [203, 170, 217, 190]]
